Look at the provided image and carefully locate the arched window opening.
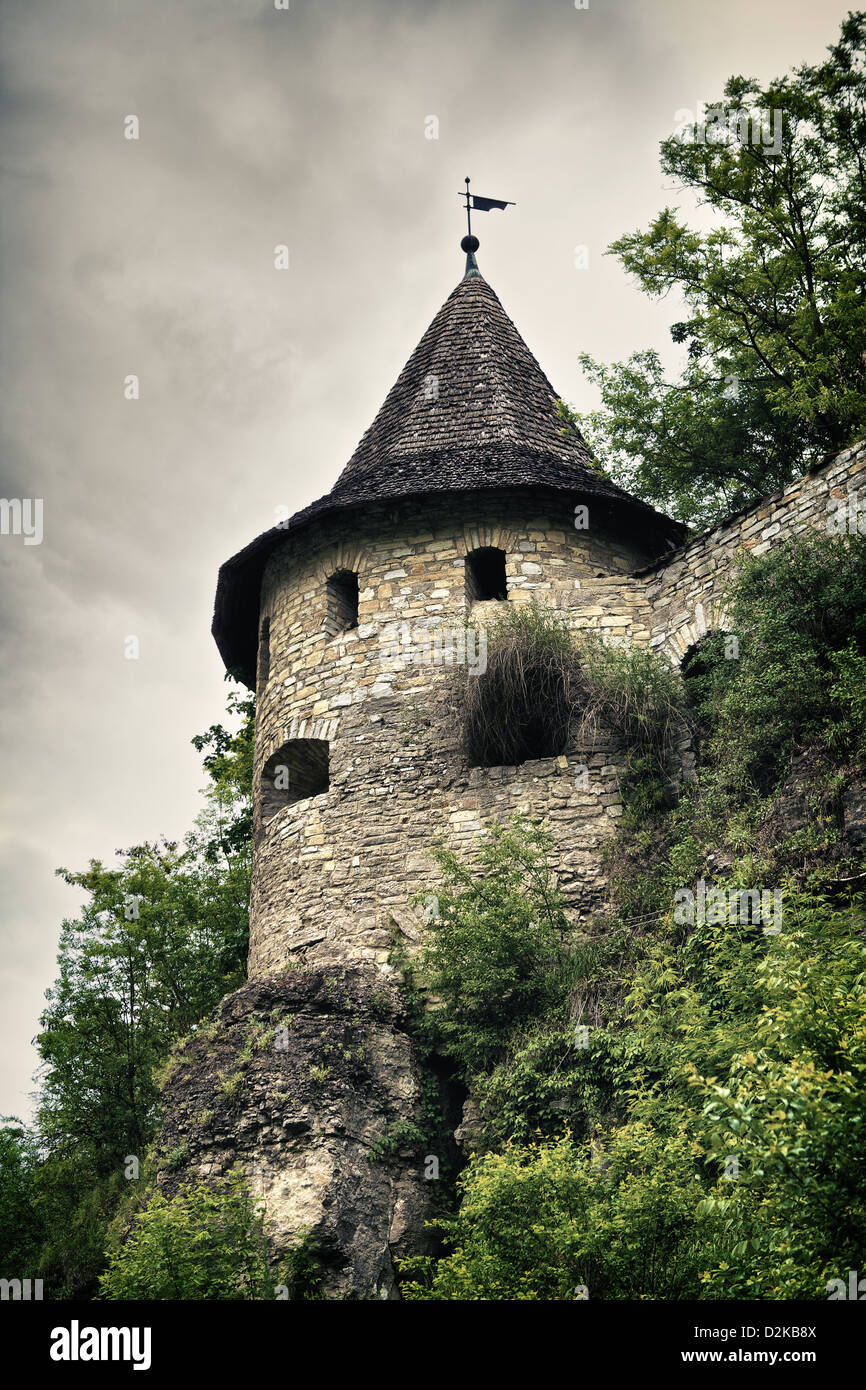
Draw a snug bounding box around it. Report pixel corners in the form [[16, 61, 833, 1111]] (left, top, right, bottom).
[[325, 569, 359, 635], [261, 739, 329, 818], [681, 631, 732, 776], [465, 547, 507, 604], [681, 632, 731, 710]]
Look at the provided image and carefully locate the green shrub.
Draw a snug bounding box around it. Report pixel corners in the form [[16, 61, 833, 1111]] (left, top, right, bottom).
[[98, 1175, 277, 1300], [413, 815, 573, 1073], [402, 1126, 716, 1301], [574, 634, 686, 779], [703, 534, 866, 795]]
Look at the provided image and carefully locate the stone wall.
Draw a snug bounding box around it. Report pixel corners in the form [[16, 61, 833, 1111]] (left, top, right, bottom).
[[644, 439, 866, 665]]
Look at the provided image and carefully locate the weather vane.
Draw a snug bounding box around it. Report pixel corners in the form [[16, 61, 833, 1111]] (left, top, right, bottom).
[[459, 175, 515, 254]]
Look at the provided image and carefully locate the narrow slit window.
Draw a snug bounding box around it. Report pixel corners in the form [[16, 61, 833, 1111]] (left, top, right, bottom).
[[261, 739, 329, 819], [324, 569, 359, 635], [465, 547, 507, 604], [257, 617, 271, 692]]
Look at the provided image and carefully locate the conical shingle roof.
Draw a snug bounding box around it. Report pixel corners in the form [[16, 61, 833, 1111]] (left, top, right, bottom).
[[213, 263, 684, 686], [332, 271, 601, 490]]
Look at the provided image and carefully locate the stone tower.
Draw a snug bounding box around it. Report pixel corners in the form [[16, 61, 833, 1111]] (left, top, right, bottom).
[[161, 242, 864, 1298], [212, 244, 684, 981]]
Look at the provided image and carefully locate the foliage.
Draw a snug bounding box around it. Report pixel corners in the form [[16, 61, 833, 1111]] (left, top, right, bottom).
[[560, 14, 866, 526], [367, 1119, 427, 1165], [412, 815, 574, 1073], [688, 533, 866, 797], [402, 1128, 717, 1301], [0, 1118, 44, 1273], [407, 528, 866, 1300], [98, 1175, 277, 1300], [574, 634, 686, 783], [459, 601, 686, 793], [280, 1230, 326, 1300], [0, 683, 254, 1299], [693, 896, 866, 1298], [405, 881, 865, 1300], [38, 833, 249, 1172], [190, 686, 255, 860], [827, 638, 866, 756]]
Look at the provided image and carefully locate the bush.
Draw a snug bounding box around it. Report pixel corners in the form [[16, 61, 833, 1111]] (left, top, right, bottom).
[[703, 534, 866, 795], [459, 602, 686, 778], [694, 892, 866, 1299], [402, 1127, 716, 1301], [574, 634, 686, 779], [99, 1175, 278, 1300], [413, 815, 573, 1073]]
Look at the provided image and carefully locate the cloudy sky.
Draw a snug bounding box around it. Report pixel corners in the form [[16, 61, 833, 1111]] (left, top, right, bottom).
[[0, 0, 850, 1119]]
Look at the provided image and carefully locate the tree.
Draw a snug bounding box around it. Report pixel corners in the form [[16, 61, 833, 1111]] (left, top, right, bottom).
[[8, 683, 255, 1298], [37, 831, 250, 1172], [191, 686, 255, 860], [0, 1118, 44, 1272], [562, 13, 866, 527]]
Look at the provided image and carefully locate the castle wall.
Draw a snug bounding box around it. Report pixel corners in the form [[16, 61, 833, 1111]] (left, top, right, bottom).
[[644, 440, 866, 664]]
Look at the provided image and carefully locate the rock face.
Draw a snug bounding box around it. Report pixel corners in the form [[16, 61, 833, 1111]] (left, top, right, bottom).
[[156, 967, 435, 1299]]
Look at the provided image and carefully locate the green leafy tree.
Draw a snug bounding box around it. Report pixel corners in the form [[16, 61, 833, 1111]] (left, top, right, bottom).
[[8, 684, 255, 1298], [402, 1127, 718, 1301], [561, 13, 866, 526], [37, 831, 250, 1171], [0, 1118, 44, 1272], [191, 686, 255, 860], [694, 897, 866, 1299], [688, 533, 866, 797]]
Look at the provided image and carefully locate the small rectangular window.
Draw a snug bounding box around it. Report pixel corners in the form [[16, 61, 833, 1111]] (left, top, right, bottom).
[[324, 570, 359, 635], [465, 547, 507, 604], [257, 618, 271, 691]]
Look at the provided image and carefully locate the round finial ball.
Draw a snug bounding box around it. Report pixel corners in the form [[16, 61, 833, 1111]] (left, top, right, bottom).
[[461, 234, 479, 253]]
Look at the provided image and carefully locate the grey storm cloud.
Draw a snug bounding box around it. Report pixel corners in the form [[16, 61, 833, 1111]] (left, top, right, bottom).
[[0, 0, 849, 1115]]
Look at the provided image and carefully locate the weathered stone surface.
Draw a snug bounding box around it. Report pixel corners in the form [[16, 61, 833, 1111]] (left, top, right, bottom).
[[156, 967, 434, 1300]]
